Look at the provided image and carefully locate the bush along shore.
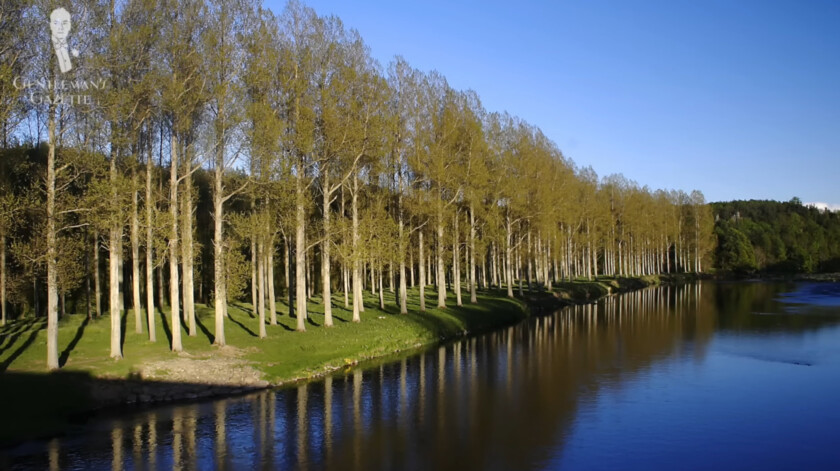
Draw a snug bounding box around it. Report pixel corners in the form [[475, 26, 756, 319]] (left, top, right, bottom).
[[0, 277, 665, 446]]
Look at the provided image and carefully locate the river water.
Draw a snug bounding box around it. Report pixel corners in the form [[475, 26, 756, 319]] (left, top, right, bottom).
[[4, 282, 840, 470]]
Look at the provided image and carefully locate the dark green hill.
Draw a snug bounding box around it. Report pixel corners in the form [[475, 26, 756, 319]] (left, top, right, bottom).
[[711, 199, 840, 274]]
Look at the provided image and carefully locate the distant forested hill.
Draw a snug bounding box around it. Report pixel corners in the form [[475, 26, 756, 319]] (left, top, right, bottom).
[[711, 199, 840, 274]]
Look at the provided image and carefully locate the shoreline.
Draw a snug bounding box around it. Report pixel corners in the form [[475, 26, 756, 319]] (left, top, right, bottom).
[[0, 277, 665, 448]]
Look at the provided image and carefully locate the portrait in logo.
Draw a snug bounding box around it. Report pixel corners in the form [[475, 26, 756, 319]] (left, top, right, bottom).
[[50, 7, 76, 74]]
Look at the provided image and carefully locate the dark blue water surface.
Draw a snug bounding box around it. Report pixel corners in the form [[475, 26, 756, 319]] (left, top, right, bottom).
[[3, 282, 840, 470]]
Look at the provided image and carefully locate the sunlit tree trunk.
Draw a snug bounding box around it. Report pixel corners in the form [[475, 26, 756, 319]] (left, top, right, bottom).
[[378, 264, 384, 310], [257, 238, 266, 337], [131, 171, 142, 334], [526, 231, 533, 291], [436, 203, 446, 308], [109, 152, 123, 359], [409, 245, 415, 288], [369, 258, 375, 295], [453, 211, 462, 306], [419, 230, 426, 312], [46, 105, 59, 369], [295, 174, 307, 330], [93, 234, 102, 318], [169, 131, 182, 352], [251, 217, 257, 308], [351, 174, 362, 322], [469, 204, 477, 304], [267, 236, 276, 326], [212, 149, 226, 345], [398, 218, 407, 314], [146, 147, 156, 342], [181, 150, 196, 337], [321, 173, 334, 326], [505, 216, 514, 298]]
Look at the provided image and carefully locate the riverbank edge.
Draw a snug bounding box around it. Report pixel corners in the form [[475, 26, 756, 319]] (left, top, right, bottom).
[[0, 276, 666, 448], [713, 272, 840, 283]]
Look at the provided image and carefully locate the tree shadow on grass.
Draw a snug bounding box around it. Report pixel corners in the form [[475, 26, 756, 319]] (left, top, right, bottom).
[[59, 315, 90, 367], [0, 321, 44, 372], [234, 303, 256, 319], [120, 310, 128, 350], [307, 317, 321, 327], [0, 318, 42, 357], [271, 319, 294, 332], [227, 311, 257, 337], [157, 309, 172, 346], [195, 314, 215, 344]]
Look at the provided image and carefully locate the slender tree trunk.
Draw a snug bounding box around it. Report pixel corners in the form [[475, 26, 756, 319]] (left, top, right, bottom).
[[295, 173, 307, 330], [288, 239, 295, 318], [33, 276, 39, 319], [283, 237, 290, 294], [378, 265, 384, 310], [419, 230, 426, 312], [212, 158, 226, 345], [343, 265, 349, 309], [369, 258, 376, 295], [454, 211, 462, 307], [391, 263, 398, 306], [436, 204, 446, 309], [546, 238, 553, 291], [517, 244, 524, 297], [267, 237, 276, 326], [93, 234, 101, 318], [505, 216, 514, 298], [131, 172, 142, 334], [251, 237, 257, 310], [308, 250, 314, 301], [409, 245, 415, 288], [322, 177, 334, 326], [181, 153, 195, 337], [340, 187, 348, 309], [469, 205, 477, 304], [169, 131, 182, 352], [526, 231, 533, 291], [257, 239, 266, 337], [427, 247, 432, 289], [1, 234, 6, 326], [398, 220, 407, 314], [109, 152, 123, 359], [351, 175, 362, 323], [46, 107, 59, 369], [118, 246, 124, 313], [146, 149, 156, 342], [490, 242, 497, 288]]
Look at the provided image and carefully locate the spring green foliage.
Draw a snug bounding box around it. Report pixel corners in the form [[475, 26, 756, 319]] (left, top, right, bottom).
[[712, 199, 840, 274], [0, 0, 714, 370]]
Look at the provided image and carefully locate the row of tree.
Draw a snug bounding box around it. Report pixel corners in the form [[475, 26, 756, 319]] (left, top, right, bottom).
[[0, 0, 714, 370], [713, 199, 840, 273]]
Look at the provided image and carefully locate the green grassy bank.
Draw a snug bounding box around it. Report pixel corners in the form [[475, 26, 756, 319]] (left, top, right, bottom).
[[0, 277, 663, 445]]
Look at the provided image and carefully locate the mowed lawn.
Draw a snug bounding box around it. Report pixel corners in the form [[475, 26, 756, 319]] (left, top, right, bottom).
[[0, 287, 527, 383]]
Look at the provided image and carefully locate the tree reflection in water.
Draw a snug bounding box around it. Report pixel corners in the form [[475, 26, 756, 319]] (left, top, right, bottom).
[[6, 282, 840, 470]]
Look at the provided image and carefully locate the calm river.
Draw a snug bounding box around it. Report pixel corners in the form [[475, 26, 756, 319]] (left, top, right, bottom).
[[4, 282, 840, 470]]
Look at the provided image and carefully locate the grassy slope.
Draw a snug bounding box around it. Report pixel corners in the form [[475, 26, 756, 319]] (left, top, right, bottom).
[[0, 287, 525, 383]]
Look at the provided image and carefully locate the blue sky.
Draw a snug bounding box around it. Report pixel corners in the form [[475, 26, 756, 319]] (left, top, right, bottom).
[[266, 0, 840, 206]]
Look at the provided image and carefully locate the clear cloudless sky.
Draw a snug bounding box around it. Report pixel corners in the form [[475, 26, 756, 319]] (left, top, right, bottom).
[[264, 0, 840, 206]]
